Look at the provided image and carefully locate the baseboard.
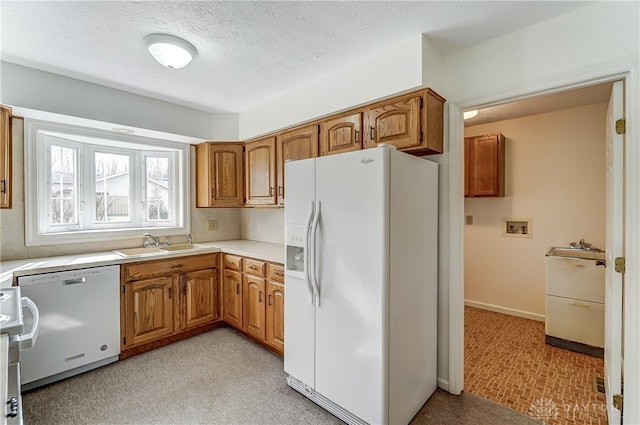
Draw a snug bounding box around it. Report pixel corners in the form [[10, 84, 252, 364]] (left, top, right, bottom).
[[437, 376, 449, 392], [464, 299, 545, 322]]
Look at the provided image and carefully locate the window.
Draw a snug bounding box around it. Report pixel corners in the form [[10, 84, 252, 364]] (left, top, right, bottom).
[[26, 120, 190, 246]]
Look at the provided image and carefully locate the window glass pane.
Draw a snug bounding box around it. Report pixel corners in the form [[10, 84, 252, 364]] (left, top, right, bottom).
[[50, 144, 77, 225], [95, 152, 130, 223], [146, 156, 170, 221]]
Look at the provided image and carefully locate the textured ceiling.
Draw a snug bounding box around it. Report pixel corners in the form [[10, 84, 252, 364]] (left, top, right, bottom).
[[1, 1, 589, 113]]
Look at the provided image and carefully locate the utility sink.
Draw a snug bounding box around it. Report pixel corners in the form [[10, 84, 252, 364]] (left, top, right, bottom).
[[546, 247, 605, 261], [113, 244, 208, 258]]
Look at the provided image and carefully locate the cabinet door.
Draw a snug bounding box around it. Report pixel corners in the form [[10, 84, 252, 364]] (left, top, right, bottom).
[[0, 105, 11, 209], [319, 112, 362, 156], [124, 276, 174, 347], [363, 96, 420, 150], [196, 143, 243, 207], [182, 268, 219, 330], [245, 137, 276, 205], [243, 275, 266, 341], [466, 134, 505, 197], [276, 125, 318, 205], [223, 269, 243, 329], [266, 280, 284, 352]]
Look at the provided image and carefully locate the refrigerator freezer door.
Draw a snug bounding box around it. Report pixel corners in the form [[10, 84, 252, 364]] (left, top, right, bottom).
[[284, 158, 317, 389], [314, 148, 389, 424]]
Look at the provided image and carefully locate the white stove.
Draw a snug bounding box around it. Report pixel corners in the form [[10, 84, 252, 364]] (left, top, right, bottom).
[[0, 286, 40, 425]]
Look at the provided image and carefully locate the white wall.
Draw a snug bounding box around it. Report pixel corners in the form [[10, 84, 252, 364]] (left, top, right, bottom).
[[464, 103, 607, 319], [0, 61, 220, 139], [438, 1, 638, 390], [238, 35, 425, 139], [240, 208, 284, 244]]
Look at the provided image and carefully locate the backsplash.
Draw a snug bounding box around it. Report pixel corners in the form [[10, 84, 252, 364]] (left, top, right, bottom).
[[241, 208, 284, 244]]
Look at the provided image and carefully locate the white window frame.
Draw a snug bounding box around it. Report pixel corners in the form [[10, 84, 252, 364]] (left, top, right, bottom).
[[25, 119, 190, 246]]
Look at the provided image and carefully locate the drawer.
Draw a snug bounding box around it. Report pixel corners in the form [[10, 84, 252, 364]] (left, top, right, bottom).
[[244, 258, 266, 277], [123, 253, 218, 281], [268, 263, 285, 282], [545, 295, 604, 348], [545, 257, 605, 303], [223, 254, 243, 271]]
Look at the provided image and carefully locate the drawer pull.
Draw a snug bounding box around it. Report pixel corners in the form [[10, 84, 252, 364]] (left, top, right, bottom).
[[259, 291, 263, 303], [570, 301, 590, 308], [236, 283, 240, 294], [171, 264, 183, 269], [268, 294, 273, 306], [274, 271, 283, 277], [596, 260, 606, 267]]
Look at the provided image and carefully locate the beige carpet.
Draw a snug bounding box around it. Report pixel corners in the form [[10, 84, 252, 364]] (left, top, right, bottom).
[[24, 327, 539, 425]]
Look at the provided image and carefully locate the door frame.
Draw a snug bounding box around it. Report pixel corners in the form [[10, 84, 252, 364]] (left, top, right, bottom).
[[447, 55, 640, 422]]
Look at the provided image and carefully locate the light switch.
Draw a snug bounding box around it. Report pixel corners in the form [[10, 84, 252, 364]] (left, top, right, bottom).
[[465, 215, 473, 225], [207, 220, 218, 231]]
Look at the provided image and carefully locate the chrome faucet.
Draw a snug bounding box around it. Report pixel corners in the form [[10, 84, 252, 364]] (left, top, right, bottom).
[[570, 238, 602, 252], [143, 233, 160, 247]]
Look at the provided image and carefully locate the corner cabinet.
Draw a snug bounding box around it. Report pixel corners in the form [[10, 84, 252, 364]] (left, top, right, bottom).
[[465, 133, 505, 197], [222, 253, 284, 354], [195, 142, 244, 207], [0, 105, 12, 209], [245, 137, 277, 206], [120, 253, 220, 353], [276, 124, 319, 205]]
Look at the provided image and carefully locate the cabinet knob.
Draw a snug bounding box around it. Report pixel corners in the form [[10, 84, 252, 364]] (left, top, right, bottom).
[[259, 291, 263, 303], [236, 283, 240, 294], [355, 130, 360, 144], [278, 185, 284, 196], [270, 187, 274, 196], [268, 294, 273, 306]]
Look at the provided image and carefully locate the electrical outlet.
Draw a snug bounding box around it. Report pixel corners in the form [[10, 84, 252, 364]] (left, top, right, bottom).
[[207, 220, 218, 231], [465, 215, 473, 225]]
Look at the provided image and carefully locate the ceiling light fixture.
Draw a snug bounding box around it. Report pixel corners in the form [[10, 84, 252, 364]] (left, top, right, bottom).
[[144, 34, 197, 70], [463, 110, 479, 120]]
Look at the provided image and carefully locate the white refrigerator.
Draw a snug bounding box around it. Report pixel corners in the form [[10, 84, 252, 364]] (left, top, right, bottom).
[[284, 145, 438, 425]]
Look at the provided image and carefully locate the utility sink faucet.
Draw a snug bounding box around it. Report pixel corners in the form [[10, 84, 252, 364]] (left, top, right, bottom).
[[143, 233, 160, 247], [570, 238, 602, 252]]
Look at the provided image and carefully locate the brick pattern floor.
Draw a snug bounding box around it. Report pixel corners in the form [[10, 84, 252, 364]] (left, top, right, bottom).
[[464, 306, 607, 425]]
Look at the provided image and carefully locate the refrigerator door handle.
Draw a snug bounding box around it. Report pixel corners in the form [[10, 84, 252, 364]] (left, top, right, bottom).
[[303, 201, 315, 304], [310, 201, 321, 307]]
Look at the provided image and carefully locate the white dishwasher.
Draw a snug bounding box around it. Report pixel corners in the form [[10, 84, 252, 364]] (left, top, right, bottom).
[[17, 265, 120, 390]]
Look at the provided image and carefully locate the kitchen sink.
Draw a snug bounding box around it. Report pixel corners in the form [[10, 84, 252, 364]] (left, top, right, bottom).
[[160, 243, 207, 251], [546, 247, 605, 261], [113, 244, 209, 257], [113, 247, 166, 257]]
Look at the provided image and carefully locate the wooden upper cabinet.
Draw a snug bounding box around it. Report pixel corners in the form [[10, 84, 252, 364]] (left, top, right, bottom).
[[245, 137, 276, 206], [363, 96, 420, 150], [195, 142, 243, 207], [419, 88, 446, 155], [276, 124, 319, 205], [465, 133, 505, 197], [182, 268, 219, 330], [124, 276, 175, 347], [319, 112, 362, 156], [0, 105, 12, 209]]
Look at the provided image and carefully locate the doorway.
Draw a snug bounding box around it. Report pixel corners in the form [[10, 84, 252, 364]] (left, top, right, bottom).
[[462, 83, 613, 424]]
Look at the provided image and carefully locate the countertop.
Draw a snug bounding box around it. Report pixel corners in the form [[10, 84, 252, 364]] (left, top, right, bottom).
[[0, 240, 284, 287]]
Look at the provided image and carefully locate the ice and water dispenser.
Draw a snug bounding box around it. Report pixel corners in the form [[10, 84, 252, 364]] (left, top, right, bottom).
[[285, 224, 305, 275]]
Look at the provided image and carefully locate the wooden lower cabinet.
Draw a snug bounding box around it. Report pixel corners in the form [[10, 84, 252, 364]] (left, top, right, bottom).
[[223, 256, 284, 354], [124, 276, 175, 347], [182, 269, 219, 329], [266, 281, 284, 352], [223, 269, 243, 328], [121, 253, 220, 351], [243, 275, 266, 341]]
